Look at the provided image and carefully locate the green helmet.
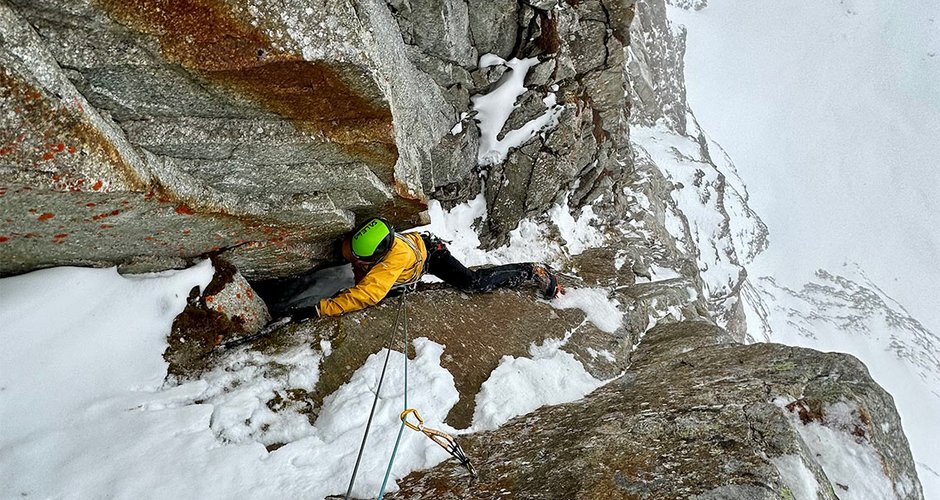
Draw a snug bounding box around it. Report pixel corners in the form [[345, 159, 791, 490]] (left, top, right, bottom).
[[351, 218, 395, 261]]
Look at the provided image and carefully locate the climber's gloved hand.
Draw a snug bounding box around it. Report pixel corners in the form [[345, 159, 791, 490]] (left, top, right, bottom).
[[288, 305, 320, 323]]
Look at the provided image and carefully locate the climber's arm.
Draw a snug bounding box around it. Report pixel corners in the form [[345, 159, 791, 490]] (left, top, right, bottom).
[[318, 261, 403, 316]]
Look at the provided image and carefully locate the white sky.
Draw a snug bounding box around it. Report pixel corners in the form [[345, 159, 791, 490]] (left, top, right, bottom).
[[670, 0, 940, 333]]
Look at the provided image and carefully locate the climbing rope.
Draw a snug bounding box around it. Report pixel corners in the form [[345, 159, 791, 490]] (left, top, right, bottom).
[[376, 287, 412, 499], [343, 291, 408, 500], [343, 284, 475, 500]]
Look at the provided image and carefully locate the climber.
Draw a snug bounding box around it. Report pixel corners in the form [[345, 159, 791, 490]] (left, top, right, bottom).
[[290, 217, 562, 318]]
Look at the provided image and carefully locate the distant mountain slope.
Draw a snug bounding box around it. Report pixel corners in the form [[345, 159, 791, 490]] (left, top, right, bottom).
[[750, 266, 940, 495]]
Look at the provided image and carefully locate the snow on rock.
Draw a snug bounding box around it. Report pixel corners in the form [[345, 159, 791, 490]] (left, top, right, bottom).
[[471, 54, 564, 166], [757, 265, 940, 496], [550, 287, 625, 334], [778, 399, 909, 499], [549, 200, 607, 256], [177, 345, 324, 447], [0, 264, 462, 498], [471, 338, 606, 432], [419, 193, 606, 270], [769, 454, 821, 500], [630, 121, 767, 335], [288, 337, 460, 498], [631, 123, 744, 299]]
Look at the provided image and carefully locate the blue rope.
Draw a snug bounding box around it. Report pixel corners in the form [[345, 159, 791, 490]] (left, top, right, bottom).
[[377, 289, 410, 499]]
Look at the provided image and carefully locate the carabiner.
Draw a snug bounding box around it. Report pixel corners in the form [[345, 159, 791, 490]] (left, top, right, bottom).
[[400, 408, 424, 431]]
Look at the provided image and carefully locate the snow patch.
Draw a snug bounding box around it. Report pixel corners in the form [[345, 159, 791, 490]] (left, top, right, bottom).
[[549, 200, 607, 256], [471, 55, 563, 165], [471, 339, 605, 431], [180, 345, 324, 447], [777, 399, 898, 499], [418, 194, 602, 268], [0, 265, 463, 498], [550, 287, 624, 333], [770, 455, 820, 500]]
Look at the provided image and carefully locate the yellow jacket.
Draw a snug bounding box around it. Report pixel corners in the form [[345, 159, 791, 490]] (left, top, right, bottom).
[[318, 232, 428, 316]]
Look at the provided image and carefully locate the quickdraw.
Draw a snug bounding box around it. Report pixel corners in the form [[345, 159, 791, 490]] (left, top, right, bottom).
[[400, 408, 476, 478]]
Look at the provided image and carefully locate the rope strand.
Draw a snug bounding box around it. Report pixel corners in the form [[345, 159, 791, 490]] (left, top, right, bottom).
[[343, 292, 408, 500], [377, 288, 411, 499]]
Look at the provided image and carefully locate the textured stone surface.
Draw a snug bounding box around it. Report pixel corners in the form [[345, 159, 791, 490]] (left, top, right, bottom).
[[390, 321, 924, 499], [0, 0, 443, 278], [273, 284, 610, 429], [203, 258, 271, 334], [222, 265, 705, 430], [1, 0, 926, 498], [622, 0, 768, 340], [165, 257, 270, 375]]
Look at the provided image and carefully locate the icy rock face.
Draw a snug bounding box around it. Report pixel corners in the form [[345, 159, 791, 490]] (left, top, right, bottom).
[[750, 266, 940, 494], [624, 0, 768, 339], [387, 0, 636, 244], [0, 0, 440, 278], [391, 321, 924, 499]]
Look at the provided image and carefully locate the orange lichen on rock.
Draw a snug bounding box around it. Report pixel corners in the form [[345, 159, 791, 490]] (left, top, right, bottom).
[[175, 204, 195, 215], [0, 66, 148, 191], [95, 0, 397, 172], [37, 213, 55, 221]]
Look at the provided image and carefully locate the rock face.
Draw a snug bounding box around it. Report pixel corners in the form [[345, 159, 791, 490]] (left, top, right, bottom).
[[0, 0, 441, 278], [391, 321, 924, 499], [625, 0, 768, 340]]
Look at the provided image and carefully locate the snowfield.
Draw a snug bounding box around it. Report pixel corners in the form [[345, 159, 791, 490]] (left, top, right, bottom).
[[0, 262, 459, 498]]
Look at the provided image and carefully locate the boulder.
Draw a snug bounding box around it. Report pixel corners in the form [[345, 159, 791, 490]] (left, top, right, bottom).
[[164, 257, 270, 376]]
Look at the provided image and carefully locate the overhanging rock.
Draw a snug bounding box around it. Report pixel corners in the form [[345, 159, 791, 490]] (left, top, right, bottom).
[[0, 0, 451, 279]]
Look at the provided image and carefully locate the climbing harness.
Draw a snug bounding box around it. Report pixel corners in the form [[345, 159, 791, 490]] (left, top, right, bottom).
[[395, 233, 429, 282], [343, 284, 474, 500]]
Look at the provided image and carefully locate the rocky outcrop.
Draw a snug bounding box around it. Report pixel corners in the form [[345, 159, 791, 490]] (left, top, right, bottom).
[[12, 0, 913, 497], [0, 0, 444, 278], [391, 321, 924, 499], [165, 256, 269, 375], [624, 0, 768, 340], [188, 262, 706, 428]]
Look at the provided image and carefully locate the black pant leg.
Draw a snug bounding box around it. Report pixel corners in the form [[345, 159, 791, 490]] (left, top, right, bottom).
[[470, 264, 533, 292], [426, 245, 475, 290], [426, 243, 533, 293]]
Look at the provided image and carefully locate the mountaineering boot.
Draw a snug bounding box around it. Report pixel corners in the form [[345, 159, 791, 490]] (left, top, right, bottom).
[[531, 264, 563, 299]]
